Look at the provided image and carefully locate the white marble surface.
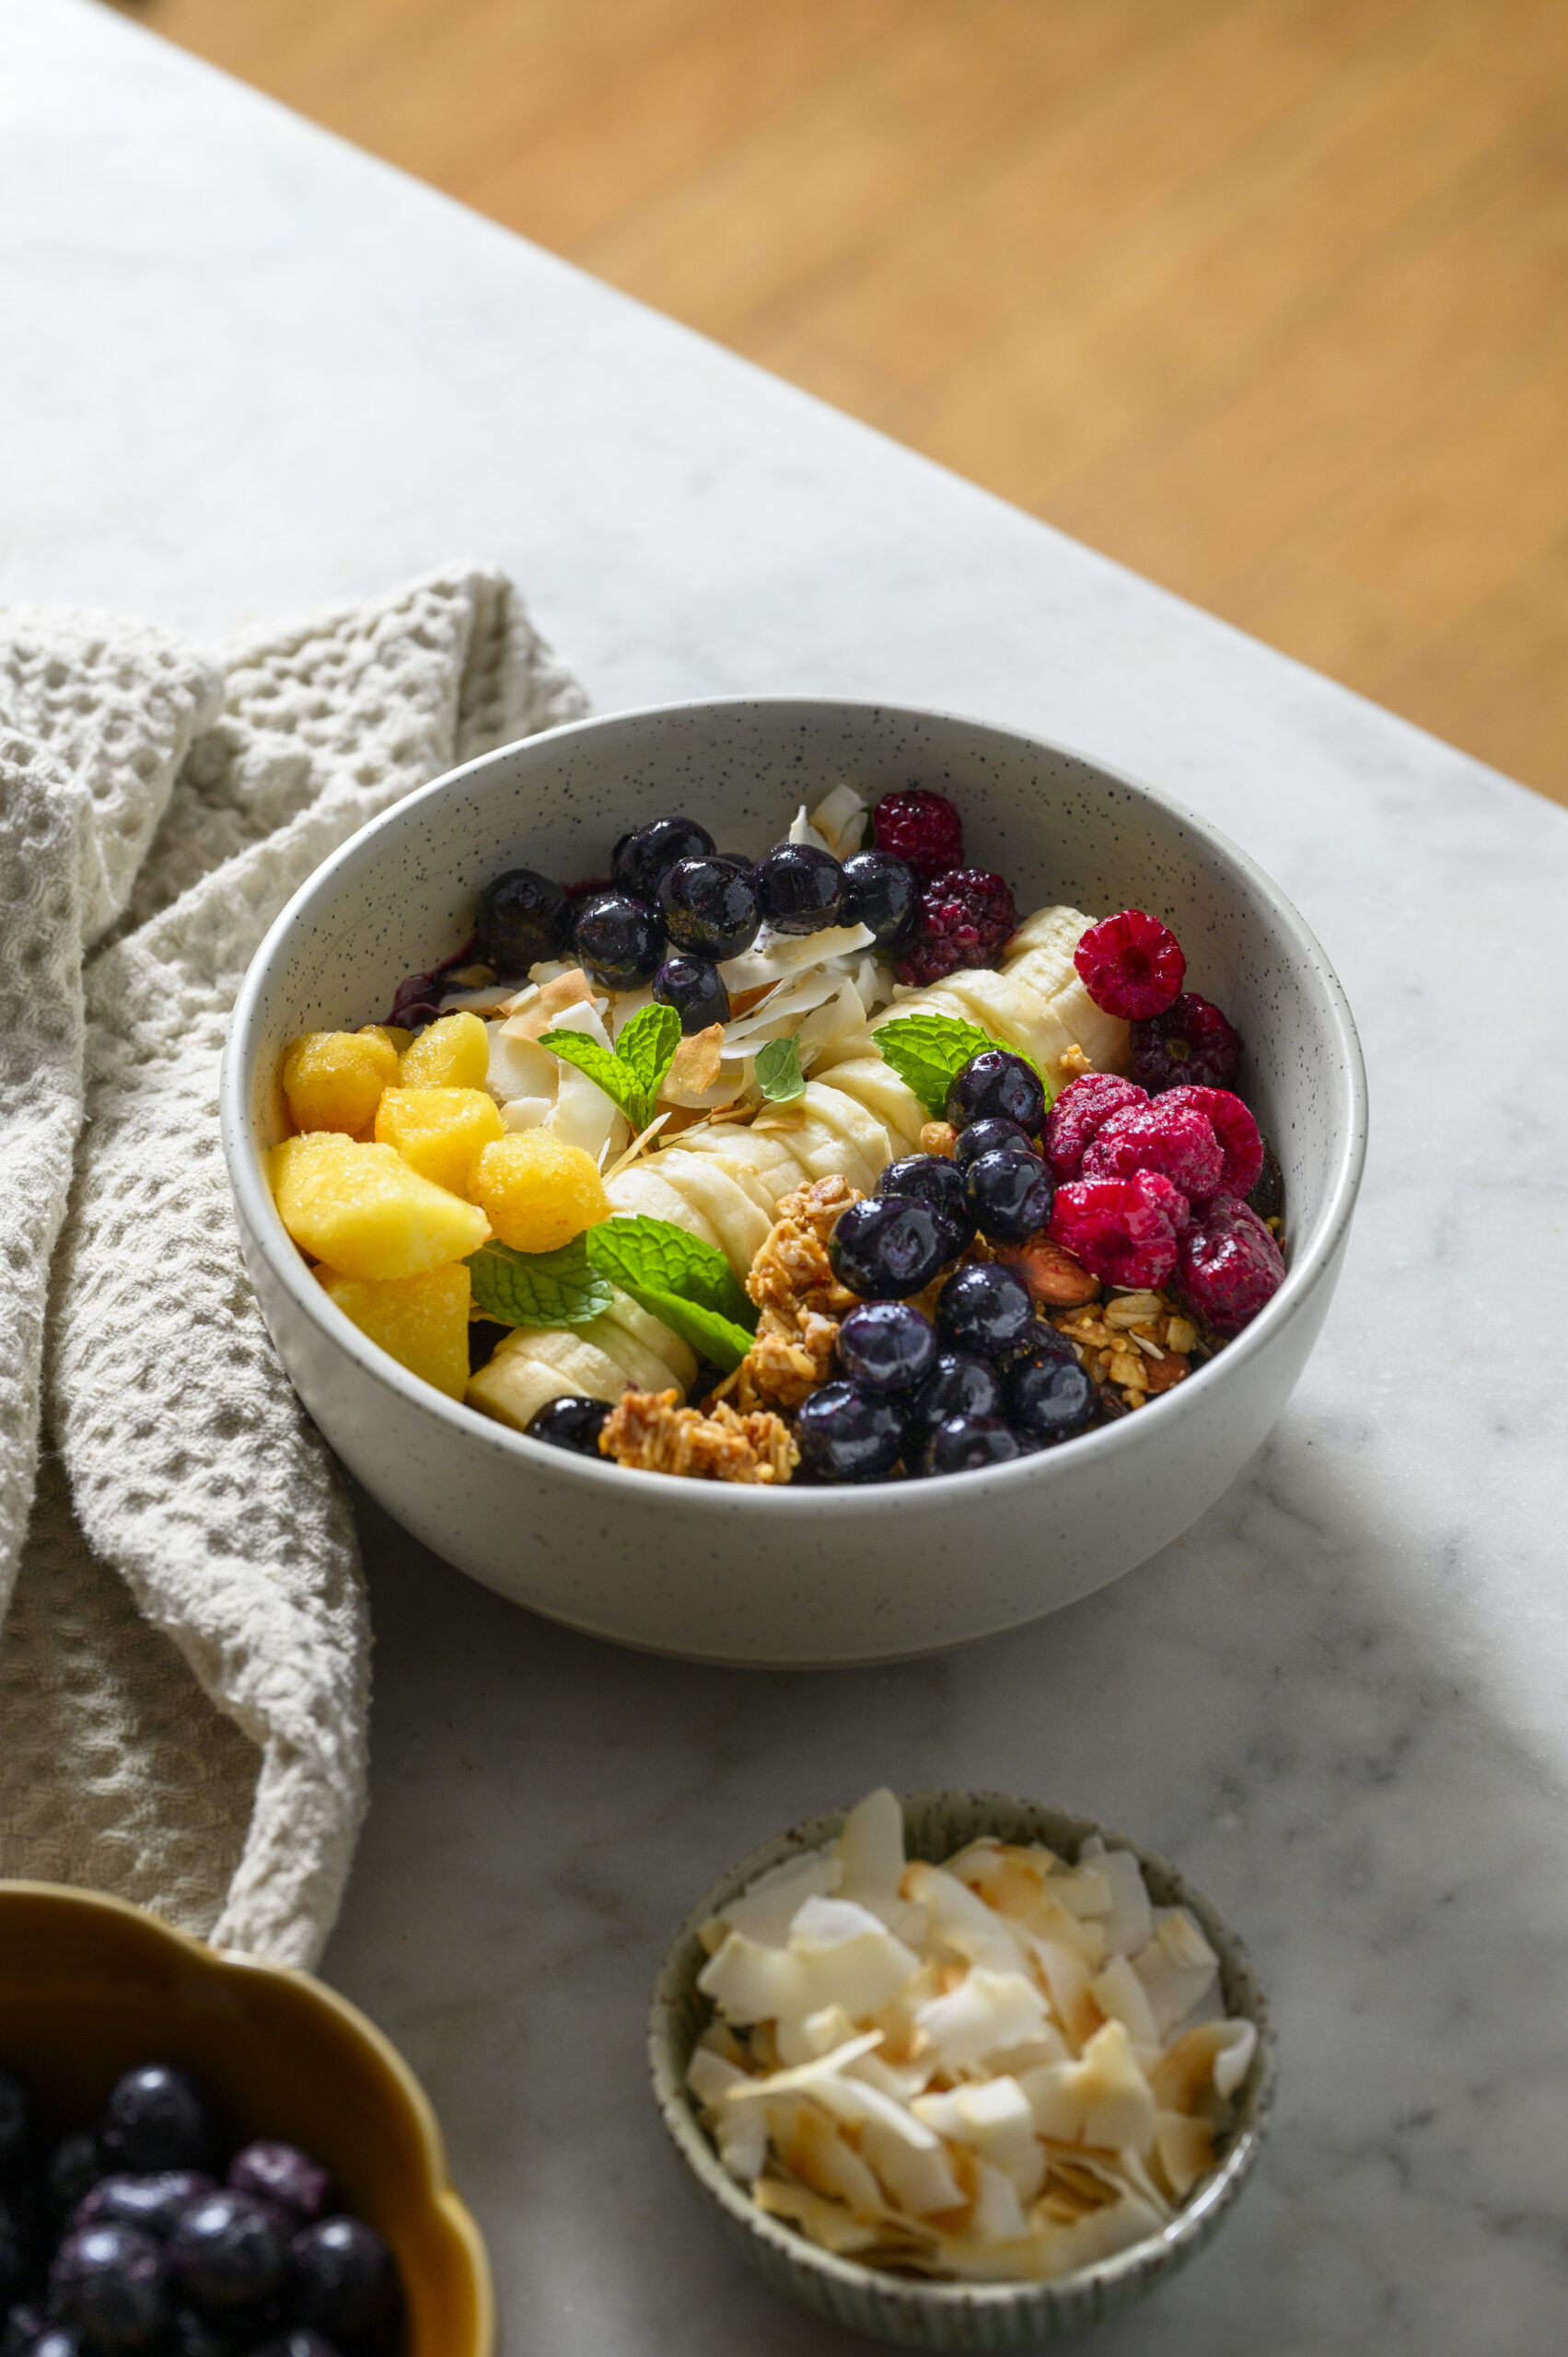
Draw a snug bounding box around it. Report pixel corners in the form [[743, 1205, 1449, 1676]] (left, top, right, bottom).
[[6, 2, 1568, 2349]]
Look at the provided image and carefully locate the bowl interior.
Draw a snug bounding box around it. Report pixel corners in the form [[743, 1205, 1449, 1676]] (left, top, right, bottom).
[[233, 699, 1361, 1289], [0, 1886, 492, 2357], [649, 1791, 1275, 2334]]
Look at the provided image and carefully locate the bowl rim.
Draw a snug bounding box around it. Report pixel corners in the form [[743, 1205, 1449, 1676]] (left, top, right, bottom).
[[645, 1785, 1277, 2320], [0, 1878, 495, 2357], [221, 694, 1369, 1513]]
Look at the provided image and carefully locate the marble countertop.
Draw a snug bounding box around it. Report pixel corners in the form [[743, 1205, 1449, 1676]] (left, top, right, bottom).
[[6, 2, 1568, 2349]]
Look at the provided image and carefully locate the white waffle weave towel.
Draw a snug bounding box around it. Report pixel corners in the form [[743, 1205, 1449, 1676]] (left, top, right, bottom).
[[0, 567, 584, 1965]]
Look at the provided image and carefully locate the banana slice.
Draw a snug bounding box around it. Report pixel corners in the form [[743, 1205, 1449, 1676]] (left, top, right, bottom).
[[647, 1149, 774, 1274], [609, 1161, 726, 1251]]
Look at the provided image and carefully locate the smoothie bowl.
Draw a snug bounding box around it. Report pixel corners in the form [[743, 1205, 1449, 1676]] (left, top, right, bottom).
[[220, 698, 1366, 1665]]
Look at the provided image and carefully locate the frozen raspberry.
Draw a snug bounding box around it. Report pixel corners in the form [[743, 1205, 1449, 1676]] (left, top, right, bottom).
[[1082, 1098, 1225, 1200], [1178, 1193, 1284, 1335], [1158, 1085, 1263, 1198], [872, 788, 964, 877], [1043, 1073, 1146, 1179], [896, 869, 1019, 986], [1074, 910, 1187, 1020], [1130, 992, 1242, 1092], [1048, 1169, 1188, 1290]]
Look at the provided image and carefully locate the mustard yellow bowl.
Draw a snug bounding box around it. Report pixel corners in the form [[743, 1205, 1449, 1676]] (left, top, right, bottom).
[[0, 1881, 494, 2357]]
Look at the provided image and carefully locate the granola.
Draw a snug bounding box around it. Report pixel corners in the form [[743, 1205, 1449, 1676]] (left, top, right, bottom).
[[1048, 1288, 1208, 1411], [717, 1175, 861, 1413], [599, 1387, 799, 1484]]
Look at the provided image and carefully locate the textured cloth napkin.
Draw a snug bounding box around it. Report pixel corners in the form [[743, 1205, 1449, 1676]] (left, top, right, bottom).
[[0, 567, 584, 1966]]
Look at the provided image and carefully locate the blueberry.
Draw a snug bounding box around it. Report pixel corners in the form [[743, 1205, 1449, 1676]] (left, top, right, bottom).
[[657, 858, 761, 959], [30, 2333, 83, 2357], [963, 1149, 1055, 1245], [920, 1414, 1022, 1476], [226, 2146, 331, 2232], [168, 2192, 285, 2313], [752, 844, 843, 936], [873, 1155, 972, 1256], [651, 954, 730, 1035], [2, 2308, 48, 2357], [570, 890, 667, 991], [73, 2175, 215, 2241], [945, 1049, 1046, 1135], [836, 1303, 937, 1397], [935, 1263, 1036, 1360], [48, 2223, 168, 2350], [1007, 1349, 1099, 1446], [839, 851, 919, 949], [953, 1117, 1034, 1170], [46, 2136, 102, 2221], [906, 1351, 1004, 1438], [611, 817, 715, 902], [712, 851, 754, 875], [525, 1396, 611, 1457], [98, 2069, 215, 2177], [829, 1198, 949, 1300], [287, 2219, 399, 2343], [0, 2069, 29, 2183], [250, 2333, 343, 2357], [166, 2313, 238, 2357], [796, 1384, 906, 1482], [475, 867, 571, 975]]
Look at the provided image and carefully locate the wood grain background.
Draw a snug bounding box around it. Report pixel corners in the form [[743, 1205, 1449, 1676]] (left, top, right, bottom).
[[109, 0, 1568, 805]]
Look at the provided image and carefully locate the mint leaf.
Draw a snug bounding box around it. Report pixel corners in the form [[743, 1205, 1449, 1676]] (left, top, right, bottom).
[[754, 1034, 806, 1103], [631, 1290, 755, 1374], [614, 1001, 682, 1126], [587, 1214, 756, 1330], [875, 1014, 1056, 1118], [466, 1235, 614, 1329], [874, 1014, 995, 1117], [537, 1028, 642, 1124]]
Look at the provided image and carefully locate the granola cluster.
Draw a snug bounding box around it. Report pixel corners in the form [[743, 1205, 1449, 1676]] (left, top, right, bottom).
[[1047, 1289, 1206, 1411], [599, 1387, 800, 1484], [717, 1175, 861, 1414]]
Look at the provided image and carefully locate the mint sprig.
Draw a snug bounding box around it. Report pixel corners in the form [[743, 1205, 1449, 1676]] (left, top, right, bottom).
[[754, 1034, 806, 1104], [586, 1214, 757, 1374], [539, 1000, 681, 1131], [875, 1014, 1056, 1119], [466, 1235, 614, 1329]]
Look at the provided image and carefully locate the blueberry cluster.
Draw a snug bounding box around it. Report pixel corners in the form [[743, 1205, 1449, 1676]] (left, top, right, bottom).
[[801, 1051, 1098, 1480], [474, 815, 922, 1035], [0, 2061, 401, 2357]]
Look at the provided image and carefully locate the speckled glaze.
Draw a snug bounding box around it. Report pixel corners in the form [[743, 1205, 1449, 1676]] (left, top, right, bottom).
[[647, 1788, 1275, 2347], [220, 700, 1366, 1665]]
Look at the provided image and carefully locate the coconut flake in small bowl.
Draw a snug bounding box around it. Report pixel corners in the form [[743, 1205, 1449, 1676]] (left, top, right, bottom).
[[648, 1789, 1273, 2348]]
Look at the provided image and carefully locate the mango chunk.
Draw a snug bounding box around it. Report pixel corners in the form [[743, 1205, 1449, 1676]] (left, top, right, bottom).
[[469, 1131, 610, 1253], [374, 1086, 504, 1196], [360, 1022, 413, 1055], [281, 1029, 399, 1133], [319, 1262, 471, 1399], [270, 1133, 489, 1278], [399, 1009, 490, 1089]]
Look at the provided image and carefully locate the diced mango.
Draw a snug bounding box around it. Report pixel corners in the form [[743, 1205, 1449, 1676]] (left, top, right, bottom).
[[374, 1086, 505, 1195], [360, 1022, 413, 1055], [319, 1263, 472, 1399], [399, 1010, 490, 1089], [281, 1029, 399, 1133], [270, 1134, 489, 1278], [469, 1132, 610, 1253]]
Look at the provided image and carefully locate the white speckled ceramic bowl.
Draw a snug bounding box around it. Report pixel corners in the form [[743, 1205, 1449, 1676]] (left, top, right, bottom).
[[647, 1789, 1275, 2348], [221, 698, 1366, 1665]]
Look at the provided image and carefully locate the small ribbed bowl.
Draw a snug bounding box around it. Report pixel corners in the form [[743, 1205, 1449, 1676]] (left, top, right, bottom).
[[648, 1791, 1275, 2349], [0, 1882, 494, 2357]]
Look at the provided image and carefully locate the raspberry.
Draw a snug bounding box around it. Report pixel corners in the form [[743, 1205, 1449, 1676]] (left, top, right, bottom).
[[1043, 1073, 1146, 1178], [1082, 1098, 1225, 1200], [872, 788, 964, 877], [1159, 1085, 1263, 1198], [1178, 1193, 1284, 1334], [896, 869, 1019, 986], [1048, 1170, 1188, 1290], [1130, 992, 1242, 1092], [1074, 910, 1186, 1020]]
